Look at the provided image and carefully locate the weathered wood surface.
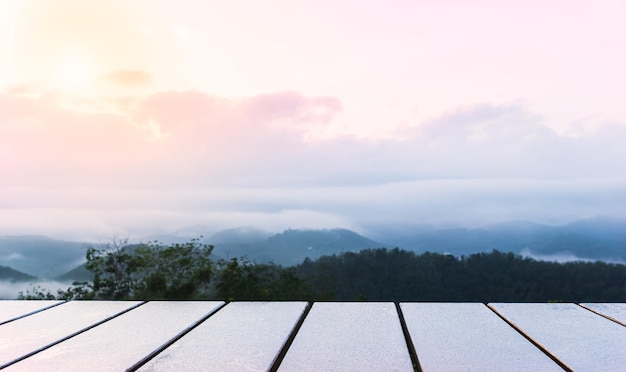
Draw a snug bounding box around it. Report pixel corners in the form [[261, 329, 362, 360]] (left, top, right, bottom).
[[1, 300, 624, 371], [489, 303, 626, 371], [139, 302, 307, 372], [0, 300, 62, 325], [0, 300, 142, 369], [3, 301, 223, 372], [278, 302, 413, 371], [401, 302, 561, 371], [579, 302, 626, 326]]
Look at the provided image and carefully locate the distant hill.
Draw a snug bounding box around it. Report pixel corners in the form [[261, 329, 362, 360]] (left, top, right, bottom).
[[209, 227, 272, 244], [1, 217, 625, 279], [45, 228, 382, 280], [0, 265, 36, 282], [209, 228, 386, 266], [0, 236, 92, 278], [384, 217, 626, 263], [55, 263, 93, 283]]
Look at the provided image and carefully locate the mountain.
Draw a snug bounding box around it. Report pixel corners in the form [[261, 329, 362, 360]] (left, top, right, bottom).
[[43, 228, 382, 280], [385, 221, 555, 255], [209, 227, 272, 244], [209, 228, 386, 266], [55, 263, 93, 283], [141, 224, 218, 245], [1, 217, 625, 278], [0, 265, 37, 282], [0, 236, 92, 279], [383, 217, 626, 262]]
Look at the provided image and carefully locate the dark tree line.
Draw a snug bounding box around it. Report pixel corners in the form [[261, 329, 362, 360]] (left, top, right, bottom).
[[296, 248, 626, 302], [18, 241, 626, 302]]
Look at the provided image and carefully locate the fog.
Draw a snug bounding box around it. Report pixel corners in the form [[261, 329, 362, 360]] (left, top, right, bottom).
[[2, 0, 626, 244], [0, 280, 69, 300], [1, 176, 625, 242], [2, 88, 626, 242]]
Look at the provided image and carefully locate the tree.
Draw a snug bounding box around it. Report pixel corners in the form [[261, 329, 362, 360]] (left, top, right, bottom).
[[87, 237, 214, 300], [17, 285, 57, 300], [214, 257, 311, 301]]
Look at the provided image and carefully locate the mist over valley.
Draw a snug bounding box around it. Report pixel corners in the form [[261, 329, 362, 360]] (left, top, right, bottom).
[[2, 216, 625, 299]]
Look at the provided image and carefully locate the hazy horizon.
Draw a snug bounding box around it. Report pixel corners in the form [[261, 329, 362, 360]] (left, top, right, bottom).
[[2, 0, 625, 242], [1, 214, 624, 245]]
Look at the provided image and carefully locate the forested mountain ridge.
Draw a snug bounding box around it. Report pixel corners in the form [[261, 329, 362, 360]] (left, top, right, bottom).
[[0, 265, 36, 282], [374, 217, 626, 262], [0, 236, 92, 278], [17, 246, 626, 303], [209, 228, 384, 266], [3, 217, 626, 280], [205, 218, 626, 266], [295, 248, 626, 302]]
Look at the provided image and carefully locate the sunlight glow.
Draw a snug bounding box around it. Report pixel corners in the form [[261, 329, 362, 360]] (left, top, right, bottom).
[[54, 55, 94, 92]]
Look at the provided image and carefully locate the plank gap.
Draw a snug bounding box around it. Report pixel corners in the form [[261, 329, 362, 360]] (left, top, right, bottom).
[[269, 301, 312, 372], [577, 303, 626, 328], [0, 301, 66, 326], [486, 304, 571, 372], [396, 302, 422, 372], [125, 301, 227, 372], [1, 301, 145, 369]]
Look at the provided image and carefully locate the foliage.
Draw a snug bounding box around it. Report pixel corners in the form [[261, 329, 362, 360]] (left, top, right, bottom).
[[15, 241, 626, 302], [86, 237, 214, 300], [16, 237, 312, 301], [295, 248, 626, 302], [18, 282, 95, 300], [57, 282, 96, 300], [214, 257, 312, 301], [17, 285, 57, 300]]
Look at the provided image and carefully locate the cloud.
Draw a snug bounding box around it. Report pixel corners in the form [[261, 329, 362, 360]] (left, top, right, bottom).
[[1, 177, 624, 241], [126, 90, 343, 185], [0, 280, 69, 300], [2, 89, 625, 188], [3, 84, 38, 96], [103, 70, 152, 86], [242, 92, 342, 127], [520, 249, 596, 264], [2, 90, 625, 189], [0, 89, 344, 187], [1, 88, 626, 240], [416, 102, 548, 142], [2, 252, 25, 261], [0, 92, 154, 187], [384, 102, 626, 180], [134, 90, 342, 136]]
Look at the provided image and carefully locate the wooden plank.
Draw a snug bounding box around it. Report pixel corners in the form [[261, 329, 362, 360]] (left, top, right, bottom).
[[579, 303, 626, 327], [0, 300, 142, 368], [0, 300, 63, 325], [400, 302, 561, 371], [489, 303, 626, 371], [277, 302, 413, 371], [4, 301, 224, 372], [139, 301, 308, 371]]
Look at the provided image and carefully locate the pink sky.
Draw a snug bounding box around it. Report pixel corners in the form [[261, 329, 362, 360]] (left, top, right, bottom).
[[1, 0, 625, 240]]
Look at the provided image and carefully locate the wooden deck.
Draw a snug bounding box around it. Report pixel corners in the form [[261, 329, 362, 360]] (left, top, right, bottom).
[[1, 300, 625, 371]]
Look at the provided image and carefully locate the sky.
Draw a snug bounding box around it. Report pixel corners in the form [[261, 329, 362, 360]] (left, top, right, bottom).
[[1, 0, 625, 241]]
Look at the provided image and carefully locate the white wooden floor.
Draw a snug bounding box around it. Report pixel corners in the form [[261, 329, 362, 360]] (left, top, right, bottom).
[[1, 300, 625, 371]]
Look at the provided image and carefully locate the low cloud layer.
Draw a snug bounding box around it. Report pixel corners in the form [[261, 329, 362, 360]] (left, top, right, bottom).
[[1, 88, 625, 240], [2, 177, 624, 241], [0, 280, 70, 300]]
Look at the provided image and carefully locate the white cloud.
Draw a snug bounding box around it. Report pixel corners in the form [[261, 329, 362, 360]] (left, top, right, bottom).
[[0, 280, 68, 300], [2, 89, 626, 240], [1, 177, 624, 241]]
